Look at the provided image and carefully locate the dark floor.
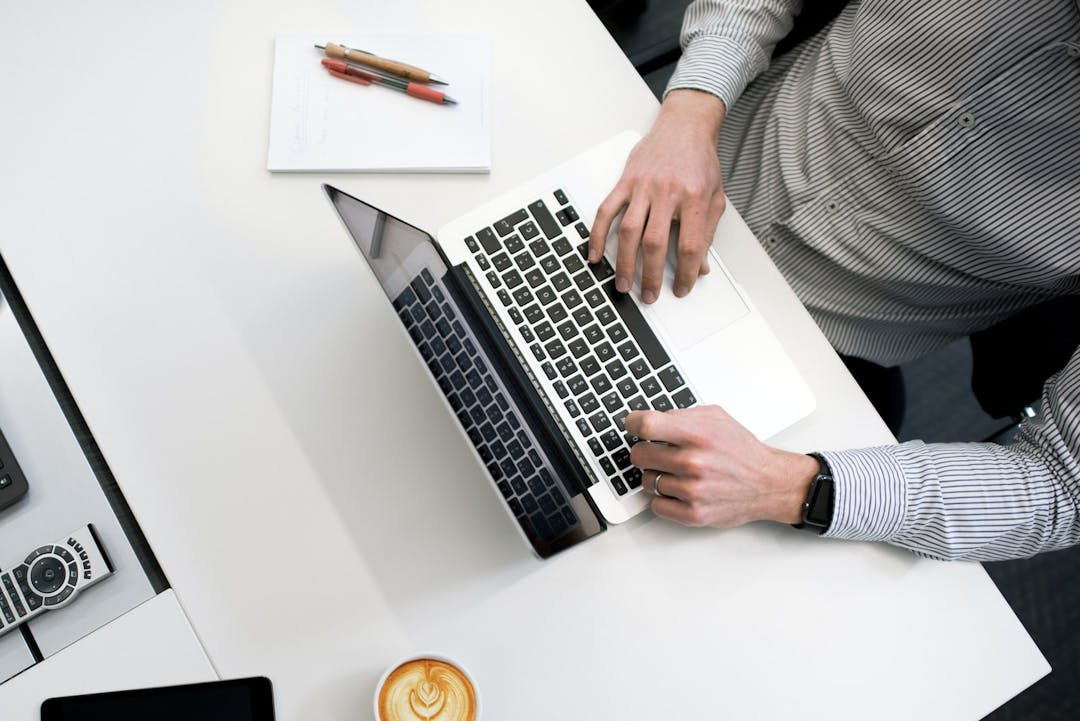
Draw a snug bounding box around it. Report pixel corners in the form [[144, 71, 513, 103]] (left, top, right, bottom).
[[593, 1, 1080, 717]]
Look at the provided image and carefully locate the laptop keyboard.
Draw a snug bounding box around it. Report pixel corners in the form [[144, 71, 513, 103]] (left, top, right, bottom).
[[463, 189, 697, 497], [394, 268, 579, 543]]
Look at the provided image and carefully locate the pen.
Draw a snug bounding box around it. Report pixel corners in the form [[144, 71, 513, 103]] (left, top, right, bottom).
[[316, 42, 449, 85], [321, 59, 458, 106]]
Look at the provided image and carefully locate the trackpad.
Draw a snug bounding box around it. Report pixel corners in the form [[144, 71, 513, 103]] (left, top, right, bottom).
[[642, 252, 749, 352]]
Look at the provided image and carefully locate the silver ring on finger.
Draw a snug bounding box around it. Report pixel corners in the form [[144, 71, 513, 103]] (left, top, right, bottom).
[[652, 471, 672, 499]]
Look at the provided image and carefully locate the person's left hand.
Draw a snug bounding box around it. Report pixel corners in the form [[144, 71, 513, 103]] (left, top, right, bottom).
[[626, 406, 818, 527]]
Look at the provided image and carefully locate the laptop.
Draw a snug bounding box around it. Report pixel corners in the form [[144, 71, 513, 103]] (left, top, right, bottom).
[[325, 131, 814, 558]]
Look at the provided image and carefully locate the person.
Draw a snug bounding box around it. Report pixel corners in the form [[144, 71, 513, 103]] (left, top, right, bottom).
[[589, 0, 1080, 561]]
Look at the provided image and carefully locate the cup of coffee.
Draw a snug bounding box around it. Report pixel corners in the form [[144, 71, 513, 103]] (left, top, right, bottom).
[[374, 653, 480, 721]]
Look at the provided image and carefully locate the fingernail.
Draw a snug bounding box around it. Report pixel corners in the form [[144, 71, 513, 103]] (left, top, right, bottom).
[[642, 289, 657, 304], [616, 277, 630, 293], [588, 251, 598, 263], [674, 284, 688, 297]]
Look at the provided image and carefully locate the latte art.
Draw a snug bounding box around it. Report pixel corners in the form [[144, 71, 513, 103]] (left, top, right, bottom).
[[378, 658, 477, 721]]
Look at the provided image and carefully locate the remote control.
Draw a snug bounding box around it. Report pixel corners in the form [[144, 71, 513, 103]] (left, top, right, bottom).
[[0, 426, 30, 513], [0, 524, 113, 637]]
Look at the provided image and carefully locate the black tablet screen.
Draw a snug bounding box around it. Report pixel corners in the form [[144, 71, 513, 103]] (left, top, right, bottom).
[[41, 677, 274, 721]]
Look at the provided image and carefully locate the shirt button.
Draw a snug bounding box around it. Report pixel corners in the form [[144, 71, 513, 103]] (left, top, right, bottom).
[[824, 200, 839, 214], [763, 233, 778, 247], [957, 112, 976, 128], [1068, 46, 1079, 58]]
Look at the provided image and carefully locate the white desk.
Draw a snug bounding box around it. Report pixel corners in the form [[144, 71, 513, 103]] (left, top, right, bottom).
[[0, 1, 1048, 719]]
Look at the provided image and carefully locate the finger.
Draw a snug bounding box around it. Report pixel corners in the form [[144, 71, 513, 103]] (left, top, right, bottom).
[[699, 253, 711, 276], [614, 195, 650, 294], [639, 200, 676, 304], [590, 184, 629, 264], [672, 200, 711, 297], [625, 409, 688, 445], [650, 495, 700, 525], [629, 438, 677, 473]]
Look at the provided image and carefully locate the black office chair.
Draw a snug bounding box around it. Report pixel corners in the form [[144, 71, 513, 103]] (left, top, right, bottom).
[[969, 295, 1080, 441]]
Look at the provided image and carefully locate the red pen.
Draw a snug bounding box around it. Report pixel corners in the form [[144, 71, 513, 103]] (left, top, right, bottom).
[[321, 59, 457, 106]]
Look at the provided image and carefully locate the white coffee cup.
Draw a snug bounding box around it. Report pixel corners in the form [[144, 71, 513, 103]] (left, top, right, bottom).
[[373, 653, 481, 721]]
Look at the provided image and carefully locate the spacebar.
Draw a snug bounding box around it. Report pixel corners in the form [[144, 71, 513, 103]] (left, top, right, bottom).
[[601, 280, 670, 370]]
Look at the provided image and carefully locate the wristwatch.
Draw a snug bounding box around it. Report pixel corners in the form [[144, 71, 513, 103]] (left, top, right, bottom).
[[793, 453, 834, 534]]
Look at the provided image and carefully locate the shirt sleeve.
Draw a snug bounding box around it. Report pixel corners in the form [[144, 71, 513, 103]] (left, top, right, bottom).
[[665, 0, 803, 110], [821, 343, 1080, 562]]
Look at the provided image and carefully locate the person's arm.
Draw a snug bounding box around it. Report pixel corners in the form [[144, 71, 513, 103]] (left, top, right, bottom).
[[627, 344, 1080, 563], [825, 344, 1080, 561], [589, 0, 802, 304]]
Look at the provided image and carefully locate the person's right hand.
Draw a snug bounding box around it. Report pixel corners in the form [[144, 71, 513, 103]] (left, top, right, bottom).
[[589, 89, 728, 304]]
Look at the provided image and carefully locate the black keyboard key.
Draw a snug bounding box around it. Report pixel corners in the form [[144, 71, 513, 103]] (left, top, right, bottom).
[[617, 341, 639, 362], [548, 303, 568, 323], [530, 344, 545, 361], [641, 376, 662, 397], [567, 375, 589, 395], [629, 358, 650, 379], [601, 281, 671, 369], [465, 235, 480, 253], [497, 480, 514, 499], [477, 227, 500, 254], [495, 209, 529, 236], [486, 271, 501, 288], [545, 338, 567, 359], [659, 366, 685, 391], [519, 325, 534, 342], [581, 286, 604, 308], [557, 320, 577, 341], [412, 276, 433, 303], [552, 237, 574, 256], [536, 321, 555, 342], [572, 307, 593, 326], [653, 395, 673, 411], [613, 410, 629, 430], [508, 307, 523, 324], [592, 375, 613, 395], [606, 359, 628, 381], [590, 256, 615, 282], [564, 399, 581, 417], [576, 418, 592, 436], [523, 495, 539, 514], [511, 476, 528, 496], [624, 467, 643, 489], [528, 199, 562, 239], [580, 393, 600, 414], [580, 356, 601, 377], [556, 357, 577, 378], [513, 287, 534, 306], [553, 380, 569, 398], [497, 422, 515, 442], [574, 271, 595, 292], [520, 220, 540, 240], [529, 238, 550, 258], [628, 395, 649, 411], [505, 235, 525, 254], [562, 289, 583, 309], [589, 411, 612, 432], [524, 269, 545, 289], [551, 272, 572, 292], [600, 429, 622, 451], [539, 493, 557, 515], [569, 338, 589, 358], [541, 361, 557, 380], [554, 188, 569, 205], [524, 304, 544, 324], [673, 387, 697, 408], [537, 286, 558, 306], [556, 208, 575, 226], [616, 377, 637, 398], [514, 252, 536, 271], [588, 438, 604, 457], [575, 222, 589, 239], [595, 342, 615, 362], [612, 448, 632, 469], [611, 477, 629, 495], [600, 457, 616, 476], [596, 306, 616, 324], [476, 254, 490, 270], [608, 324, 629, 344], [504, 269, 523, 289], [540, 255, 561, 274], [601, 391, 621, 412], [492, 252, 512, 271], [563, 254, 584, 274]]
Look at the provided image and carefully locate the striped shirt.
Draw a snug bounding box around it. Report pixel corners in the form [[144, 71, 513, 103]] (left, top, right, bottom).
[[666, 0, 1080, 560]]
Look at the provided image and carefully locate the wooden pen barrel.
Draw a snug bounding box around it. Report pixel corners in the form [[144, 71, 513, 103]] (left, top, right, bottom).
[[323, 42, 430, 84]]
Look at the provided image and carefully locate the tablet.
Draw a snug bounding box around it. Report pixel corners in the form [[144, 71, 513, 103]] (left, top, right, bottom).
[[41, 677, 274, 721]]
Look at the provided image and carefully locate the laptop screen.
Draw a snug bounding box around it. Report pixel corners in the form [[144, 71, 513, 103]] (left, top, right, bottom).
[[323, 184, 447, 302]]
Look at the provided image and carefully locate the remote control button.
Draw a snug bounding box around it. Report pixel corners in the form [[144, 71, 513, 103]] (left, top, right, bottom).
[[25, 545, 54, 564], [0, 475, 10, 489], [12, 565, 27, 583], [30, 556, 67, 595], [67, 563, 79, 586], [57, 548, 75, 564], [24, 591, 42, 611]]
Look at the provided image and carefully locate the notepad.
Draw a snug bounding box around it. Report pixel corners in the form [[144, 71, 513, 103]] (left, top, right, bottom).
[[268, 34, 491, 173]]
